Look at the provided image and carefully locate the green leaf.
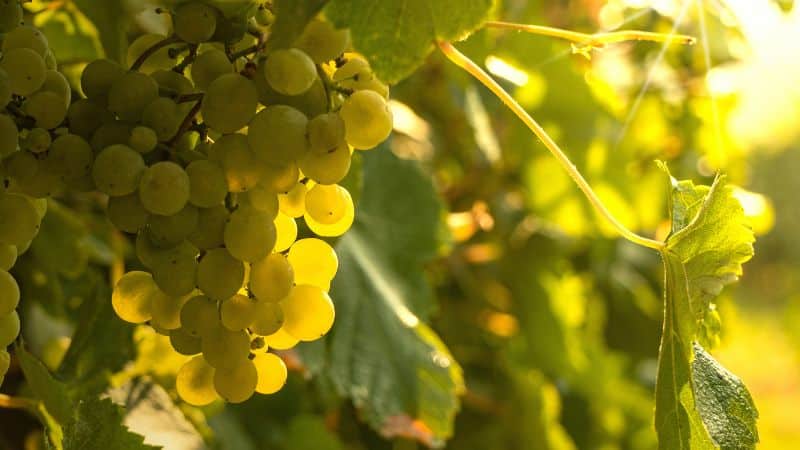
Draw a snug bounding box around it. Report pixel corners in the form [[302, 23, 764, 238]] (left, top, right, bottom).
[[34, 8, 103, 63], [62, 396, 161, 450], [72, 0, 129, 63], [310, 148, 463, 446], [326, 0, 494, 83], [17, 347, 72, 424], [266, 0, 329, 50]]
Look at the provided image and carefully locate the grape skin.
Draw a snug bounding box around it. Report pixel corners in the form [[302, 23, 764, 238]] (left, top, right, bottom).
[[287, 238, 338, 290], [0, 310, 20, 347], [201, 74, 258, 134], [220, 294, 256, 331], [264, 48, 317, 96], [111, 271, 158, 324], [224, 208, 277, 263], [0, 47, 47, 96], [176, 356, 218, 406], [186, 160, 227, 208], [139, 161, 191, 216], [92, 144, 146, 197], [250, 253, 294, 303], [180, 295, 219, 338], [197, 248, 245, 301], [280, 285, 335, 341], [173, 2, 218, 44], [0, 270, 20, 316], [294, 20, 351, 64], [340, 90, 394, 150], [247, 105, 309, 166], [191, 49, 232, 90], [253, 352, 288, 394], [213, 358, 257, 403], [0, 194, 41, 246]]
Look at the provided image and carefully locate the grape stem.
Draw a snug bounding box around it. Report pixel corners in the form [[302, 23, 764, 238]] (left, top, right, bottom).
[[167, 99, 203, 147], [173, 44, 199, 74], [437, 41, 665, 251], [484, 21, 695, 57], [130, 35, 181, 72], [0, 394, 38, 411]]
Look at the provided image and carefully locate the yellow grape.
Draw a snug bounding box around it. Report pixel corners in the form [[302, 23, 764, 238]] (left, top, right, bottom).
[[179, 295, 219, 337], [150, 289, 193, 330], [273, 212, 297, 252], [111, 271, 158, 324], [220, 294, 257, 331], [287, 238, 338, 290], [170, 328, 202, 355], [188, 205, 228, 250], [223, 208, 276, 262], [304, 184, 350, 225], [278, 182, 307, 218], [201, 327, 250, 369], [197, 248, 245, 301], [280, 285, 335, 341], [213, 358, 257, 403], [253, 352, 287, 394], [0, 269, 19, 315], [263, 327, 298, 350], [249, 253, 294, 303], [0, 310, 20, 347], [304, 191, 355, 238], [176, 355, 218, 406], [250, 300, 284, 336]]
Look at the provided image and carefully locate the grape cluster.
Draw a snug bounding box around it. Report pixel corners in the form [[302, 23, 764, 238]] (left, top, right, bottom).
[[0, 0, 393, 403]]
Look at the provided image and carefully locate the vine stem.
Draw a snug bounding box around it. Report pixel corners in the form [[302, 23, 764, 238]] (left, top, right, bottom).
[[0, 394, 37, 411], [437, 41, 665, 251], [484, 21, 696, 51], [130, 35, 180, 72]]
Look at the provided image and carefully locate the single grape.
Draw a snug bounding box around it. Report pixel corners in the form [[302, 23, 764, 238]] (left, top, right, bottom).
[[0, 193, 41, 246], [176, 356, 218, 406], [0, 68, 11, 109], [250, 301, 284, 336], [249, 253, 293, 303], [201, 74, 257, 133], [151, 289, 193, 330], [253, 352, 287, 394], [254, 7, 274, 26], [170, 328, 202, 355], [273, 212, 297, 252], [151, 250, 198, 297], [294, 20, 351, 64], [186, 160, 227, 208], [90, 122, 132, 152], [0, 244, 17, 271], [247, 105, 308, 166], [239, 184, 278, 218], [0, 0, 23, 33], [307, 113, 346, 155], [127, 34, 181, 74], [0, 270, 19, 316], [210, 133, 264, 192], [340, 90, 393, 150], [223, 208, 276, 262], [260, 162, 299, 194], [191, 49, 232, 90], [0, 310, 20, 347], [2, 25, 49, 57], [141, 97, 182, 141], [22, 128, 51, 154], [220, 294, 256, 331], [108, 72, 160, 121], [12, 156, 63, 198], [180, 295, 219, 337], [304, 184, 351, 225], [197, 248, 245, 301], [287, 238, 338, 290], [67, 99, 112, 138], [129, 126, 159, 153], [333, 56, 372, 83], [304, 192, 354, 237], [92, 144, 145, 196], [112, 271, 158, 324], [262, 327, 298, 350], [298, 142, 352, 185], [340, 76, 390, 99], [188, 205, 228, 249], [278, 183, 307, 218], [173, 2, 218, 44], [0, 47, 47, 96], [0, 114, 17, 156], [151, 69, 195, 97], [264, 48, 317, 96], [253, 65, 327, 117], [24, 91, 68, 129], [47, 134, 93, 185], [107, 193, 149, 233], [281, 285, 335, 341], [213, 357, 257, 403], [80, 59, 126, 101], [146, 204, 199, 247], [139, 161, 191, 216], [40, 70, 71, 107], [201, 326, 250, 369]]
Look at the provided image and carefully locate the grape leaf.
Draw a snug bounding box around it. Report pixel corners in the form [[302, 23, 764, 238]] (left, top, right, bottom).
[[308, 147, 464, 446], [17, 347, 72, 424], [654, 170, 758, 449], [72, 0, 130, 63], [266, 0, 329, 50], [62, 396, 161, 450], [325, 0, 493, 84]]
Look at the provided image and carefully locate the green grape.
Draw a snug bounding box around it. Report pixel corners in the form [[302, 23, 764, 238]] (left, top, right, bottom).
[[294, 20, 351, 64], [0, 244, 17, 271], [0, 193, 41, 246], [188, 205, 228, 249], [180, 295, 219, 337], [107, 72, 160, 121], [191, 49, 232, 90], [186, 159, 227, 207], [304, 184, 350, 225], [146, 204, 199, 247], [0, 270, 19, 316], [223, 208, 276, 262], [201, 326, 250, 369], [240, 184, 278, 218], [176, 355, 218, 406], [48, 134, 94, 187], [281, 285, 335, 341], [340, 76, 390, 99], [40, 70, 71, 107], [249, 253, 293, 303], [92, 144, 145, 196], [210, 11, 248, 44], [254, 6, 274, 26], [262, 326, 297, 350], [24, 91, 68, 129], [213, 357, 257, 403], [0, 310, 20, 347], [151, 289, 193, 330], [287, 238, 338, 290], [67, 99, 112, 138], [247, 105, 308, 166], [298, 142, 351, 185], [201, 73, 257, 133], [260, 162, 300, 195], [151, 250, 198, 296], [0, 0, 23, 33], [43, 50, 56, 70], [2, 25, 49, 57], [307, 113, 346, 155], [304, 191, 354, 237], [273, 212, 297, 252], [170, 328, 202, 355], [90, 121, 132, 152], [0, 68, 11, 109], [139, 161, 191, 215], [173, 2, 218, 44], [0, 349, 9, 385], [112, 271, 158, 324], [214, 133, 266, 192], [80, 59, 126, 101], [107, 193, 149, 233], [22, 128, 51, 154], [253, 65, 327, 117], [13, 156, 63, 198], [220, 294, 256, 331], [250, 300, 284, 336], [278, 182, 307, 218], [151, 69, 195, 97], [0, 114, 17, 156], [253, 352, 287, 394], [129, 126, 158, 153], [127, 34, 181, 74], [142, 97, 182, 141], [0, 47, 47, 96], [197, 248, 245, 301], [3, 150, 37, 183], [332, 56, 372, 82], [263, 48, 317, 96], [340, 90, 393, 150]]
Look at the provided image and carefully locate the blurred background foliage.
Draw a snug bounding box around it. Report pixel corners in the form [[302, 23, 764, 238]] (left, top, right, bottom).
[[2, 0, 799, 449]]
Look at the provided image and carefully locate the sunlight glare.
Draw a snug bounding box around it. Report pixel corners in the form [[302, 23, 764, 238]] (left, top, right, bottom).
[[485, 55, 529, 86]]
